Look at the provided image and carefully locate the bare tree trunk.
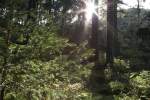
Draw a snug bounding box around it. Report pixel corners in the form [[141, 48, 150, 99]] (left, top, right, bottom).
[[91, 0, 99, 67], [137, 0, 140, 23], [0, 37, 9, 100], [106, 0, 117, 65], [113, 0, 119, 57], [0, 87, 5, 100]]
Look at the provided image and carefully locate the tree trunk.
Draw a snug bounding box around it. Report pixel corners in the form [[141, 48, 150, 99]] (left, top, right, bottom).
[[106, 0, 117, 65], [91, 0, 99, 67], [0, 58, 7, 100], [113, 0, 119, 57], [137, 0, 140, 23], [0, 87, 5, 100]]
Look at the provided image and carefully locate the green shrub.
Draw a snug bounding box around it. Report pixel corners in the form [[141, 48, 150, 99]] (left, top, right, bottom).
[[130, 71, 150, 98]]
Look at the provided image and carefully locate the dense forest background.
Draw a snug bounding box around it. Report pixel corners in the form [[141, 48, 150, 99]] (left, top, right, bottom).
[[0, 0, 150, 100]]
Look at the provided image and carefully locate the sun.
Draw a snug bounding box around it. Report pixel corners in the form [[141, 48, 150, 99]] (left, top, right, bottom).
[[69, 0, 99, 23], [84, 0, 98, 22]]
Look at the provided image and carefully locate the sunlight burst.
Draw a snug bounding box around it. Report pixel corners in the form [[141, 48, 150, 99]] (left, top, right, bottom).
[[69, 0, 99, 23], [84, 0, 98, 22]]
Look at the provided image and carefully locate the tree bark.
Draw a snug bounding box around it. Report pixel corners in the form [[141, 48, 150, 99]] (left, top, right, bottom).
[[106, 0, 117, 65], [0, 57, 7, 100], [0, 87, 5, 100], [137, 0, 140, 23], [113, 0, 119, 57], [91, 0, 99, 67]]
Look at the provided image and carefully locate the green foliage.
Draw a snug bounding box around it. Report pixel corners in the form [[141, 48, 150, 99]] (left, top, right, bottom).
[[0, 1, 94, 98], [0, 17, 94, 100], [114, 94, 139, 100], [130, 71, 150, 98], [109, 81, 126, 93], [1, 0, 150, 100], [114, 58, 130, 73]]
